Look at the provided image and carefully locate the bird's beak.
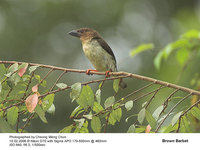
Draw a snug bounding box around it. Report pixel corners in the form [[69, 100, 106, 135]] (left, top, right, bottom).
[[68, 30, 81, 37]]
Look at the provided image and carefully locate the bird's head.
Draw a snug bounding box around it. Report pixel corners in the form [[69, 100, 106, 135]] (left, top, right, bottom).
[[68, 28, 100, 42]]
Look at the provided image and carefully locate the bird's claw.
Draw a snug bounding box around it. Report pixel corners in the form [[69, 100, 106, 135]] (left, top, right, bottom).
[[105, 71, 111, 77], [86, 69, 97, 75]]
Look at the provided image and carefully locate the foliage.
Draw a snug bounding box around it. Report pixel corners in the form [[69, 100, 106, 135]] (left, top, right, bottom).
[[154, 30, 200, 70], [0, 63, 53, 133], [128, 29, 200, 133], [1, 30, 200, 133], [130, 43, 154, 57]]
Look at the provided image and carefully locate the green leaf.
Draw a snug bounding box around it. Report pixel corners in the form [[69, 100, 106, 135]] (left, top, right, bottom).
[[109, 107, 122, 125], [83, 113, 93, 120], [92, 102, 104, 113], [59, 125, 74, 133], [191, 107, 200, 120], [152, 105, 163, 120], [77, 85, 94, 109], [70, 82, 81, 102], [125, 100, 133, 111], [42, 94, 55, 112], [34, 74, 40, 82], [113, 107, 122, 122], [169, 39, 189, 52], [74, 118, 85, 128], [22, 74, 31, 80], [4, 72, 12, 78], [79, 127, 89, 133], [35, 105, 48, 123], [162, 44, 172, 59], [135, 126, 146, 133], [14, 74, 21, 85], [56, 83, 67, 89], [113, 79, 120, 93], [182, 29, 200, 39], [171, 111, 183, 126], [154, 50, 164, 70], [91, 116, 101, 133], [108, 114, 116, 125], [7, 106, 18, 126], [180, 116, 191, 133], [79, 121, 89, 133], [137, 108, 146, 124], [104, 96, 115, 109], [73, 127, 80, 133], [95, 89, 101, 104], [29, 66, 39, 74], [142, 101, 148, 108], [47, 104, 55, 114], [127, 124, 135, 133], [18, 63, 28, 69], [162, 39, 189, 60], [41, 80, 47, 87], [73, 121, 89, 133], [125, 114, 137, 123], [145, 110, 156, 129], [130, 43, 154, 57], [176, 48, 189, 65], [7, 63, 18, 74], [98, 82, 103, 89], [83, 120, 88, 128], [0, 117, 14, 133], [157, 112, 175, 123], [7, 72, 21, 87], [70, 106, 84, 118], [162, 123, 178, 133]]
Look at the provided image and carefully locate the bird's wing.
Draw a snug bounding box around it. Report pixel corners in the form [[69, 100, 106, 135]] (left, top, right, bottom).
[[93, 37, 116, 62]]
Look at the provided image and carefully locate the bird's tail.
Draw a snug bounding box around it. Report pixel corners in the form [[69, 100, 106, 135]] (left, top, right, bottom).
[[119, 78, 127, 89]]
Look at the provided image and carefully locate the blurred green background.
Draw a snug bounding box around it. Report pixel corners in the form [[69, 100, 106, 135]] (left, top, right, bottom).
[[0, 0, 200, 133]]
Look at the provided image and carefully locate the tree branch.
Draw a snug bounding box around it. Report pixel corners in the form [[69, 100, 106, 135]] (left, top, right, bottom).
[[1, 60, 199, 96]]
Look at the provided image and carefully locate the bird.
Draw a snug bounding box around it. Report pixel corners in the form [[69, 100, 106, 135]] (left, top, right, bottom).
[[68, 28, 127, 89]]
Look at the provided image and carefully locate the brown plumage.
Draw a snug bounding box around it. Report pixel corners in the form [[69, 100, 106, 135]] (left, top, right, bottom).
[[68, 28, 127, 88]]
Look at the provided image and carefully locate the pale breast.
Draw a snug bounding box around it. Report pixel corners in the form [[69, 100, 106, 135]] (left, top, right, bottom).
[[82, 40, 117, 72]]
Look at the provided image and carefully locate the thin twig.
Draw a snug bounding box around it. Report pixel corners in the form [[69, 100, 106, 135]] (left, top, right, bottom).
[[155, 93, 192, 133], [116, 83, 154, 104], [16, 115, 20, 133], [22, 71, 35, 99], [176, 98, 200, 133], [39, 76, 128, 99], [21, 113, 35, 133], [1, 101, 24, 111], [1, 88, 13, 104], [132, 86, 166, 103], [38, 68, 54, 87], [160, 89, 180, 116], [93, 86, 166, 118], [145, 85, 162, 109], [23, 68, 54, 100], [104, 112, 110, 133], [50, 71, 67, 91], [1, 70, 18, 84]]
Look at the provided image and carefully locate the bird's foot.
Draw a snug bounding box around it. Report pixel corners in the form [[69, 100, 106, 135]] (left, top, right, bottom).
[[86, 69, 98, 75], [105, 71, 111, 78]]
